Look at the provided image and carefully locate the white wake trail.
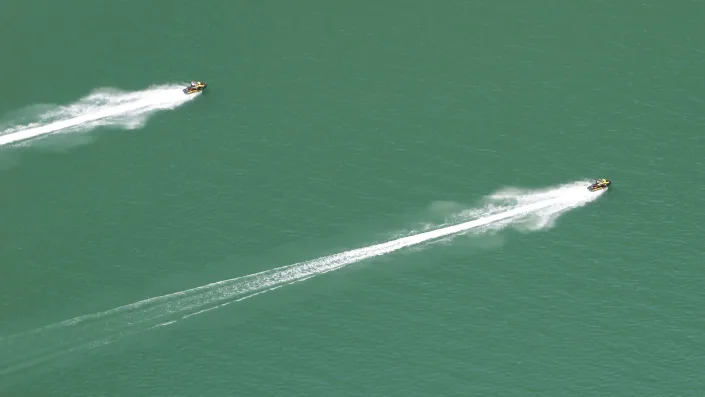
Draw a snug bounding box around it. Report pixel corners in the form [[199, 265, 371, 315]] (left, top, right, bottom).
[[0, 84, 198, 146], [0, 180, 606, 377]]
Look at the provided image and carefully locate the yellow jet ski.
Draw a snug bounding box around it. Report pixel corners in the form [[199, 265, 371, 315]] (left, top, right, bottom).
[[183, 81, 207, 94], [588, 178, 612, 192]]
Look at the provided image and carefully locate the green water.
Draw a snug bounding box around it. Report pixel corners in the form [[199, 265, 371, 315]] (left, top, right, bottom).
[[2, 1, 704, 395]]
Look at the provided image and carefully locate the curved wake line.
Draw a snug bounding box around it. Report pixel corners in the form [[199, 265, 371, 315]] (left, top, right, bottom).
[[0, 181, 605, 377], [0, 83, 198, 146]]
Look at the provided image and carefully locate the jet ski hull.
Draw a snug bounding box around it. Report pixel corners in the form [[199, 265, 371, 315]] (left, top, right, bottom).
[[183, 82, 207, 94], [587, 179, 612, 192]]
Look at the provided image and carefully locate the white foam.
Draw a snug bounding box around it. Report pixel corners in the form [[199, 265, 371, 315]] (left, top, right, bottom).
[[0, 84, 198, 146], [0, 180, 606, 376]]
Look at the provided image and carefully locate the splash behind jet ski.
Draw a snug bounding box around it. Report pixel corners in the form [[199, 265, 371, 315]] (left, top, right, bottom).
[[588, 178, 611, 192], [183, 81, 207, 94]]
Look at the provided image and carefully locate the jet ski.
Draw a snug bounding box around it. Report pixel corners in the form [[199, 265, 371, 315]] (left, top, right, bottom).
[[587, 178, 611, 192], [183, 81, 207, 94]]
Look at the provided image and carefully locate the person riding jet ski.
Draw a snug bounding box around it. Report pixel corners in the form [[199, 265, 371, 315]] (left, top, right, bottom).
[[587, 178, 612, 191], [183, 80, 207, 94]]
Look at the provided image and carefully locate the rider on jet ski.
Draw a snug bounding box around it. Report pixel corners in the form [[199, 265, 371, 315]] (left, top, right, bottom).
[[183, 80, 207, 94], [588, 178, 611, 191]]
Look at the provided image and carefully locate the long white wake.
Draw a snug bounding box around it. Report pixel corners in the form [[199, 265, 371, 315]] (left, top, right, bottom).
[[0, 84, 198, 146], [0, 181, 606, 377]]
